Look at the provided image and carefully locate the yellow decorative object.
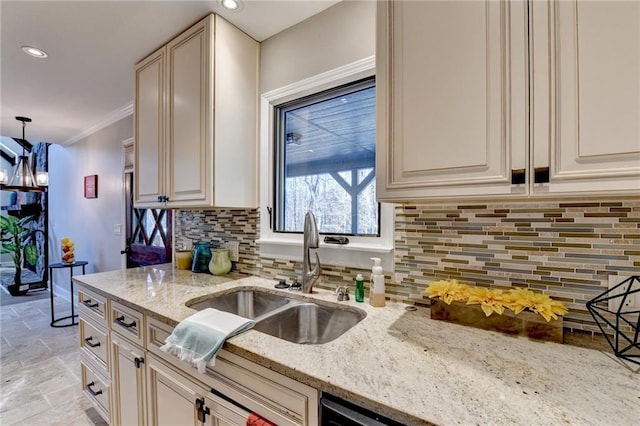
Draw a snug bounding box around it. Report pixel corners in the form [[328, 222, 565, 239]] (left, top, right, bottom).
[[465, 287, 507, 317], [426, 280, 568, 322], [61, 237, 75, 263], [430, 299, 564, 343], [425, 279, 470, 305]]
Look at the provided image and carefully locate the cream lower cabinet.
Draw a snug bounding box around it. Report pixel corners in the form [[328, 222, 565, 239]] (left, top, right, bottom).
[[146, 316, 319, 426], [111, 332, 146, 426], [376, 0, 640, 201], [79, 287, 112, 424], [146, 354, 209, 425], [78, 284, 319, 426], [134, 13, 259, 209], [206, 394, 254, 426], [147, 354, 253, 426]]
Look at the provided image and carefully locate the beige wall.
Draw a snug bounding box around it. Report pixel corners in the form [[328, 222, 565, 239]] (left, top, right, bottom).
[[48, 116, 132, 299], [259, 0, 375, 93]]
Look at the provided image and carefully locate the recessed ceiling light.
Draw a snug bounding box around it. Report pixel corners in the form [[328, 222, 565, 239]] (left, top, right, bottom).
[[220, 0, 242, 11], [21, 46, 48, 58]]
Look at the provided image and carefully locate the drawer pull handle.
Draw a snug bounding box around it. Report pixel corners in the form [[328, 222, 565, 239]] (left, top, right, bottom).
[[134, 357, 144, 368], [196, 397, 210, 423], [82, 300, 99, 309], [534, 167, 550, 183], [115, 315, 136, 329], [84, 337, 101, 348], [86, 381, 103, 396], [511, 169, 526, 185]]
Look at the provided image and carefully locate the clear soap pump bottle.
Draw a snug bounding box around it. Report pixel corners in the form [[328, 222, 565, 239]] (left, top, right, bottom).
[[369, 257, 386, 307]]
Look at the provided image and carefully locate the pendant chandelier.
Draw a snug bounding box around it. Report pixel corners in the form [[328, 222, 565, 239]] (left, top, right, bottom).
[[0, 116, 48, 193]]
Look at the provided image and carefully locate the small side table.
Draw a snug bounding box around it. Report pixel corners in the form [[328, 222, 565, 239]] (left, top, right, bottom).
[[48, 261, 88, 327]]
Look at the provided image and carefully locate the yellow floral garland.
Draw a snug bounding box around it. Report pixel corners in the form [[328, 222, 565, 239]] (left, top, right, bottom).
[[426, 279, 568, 322]]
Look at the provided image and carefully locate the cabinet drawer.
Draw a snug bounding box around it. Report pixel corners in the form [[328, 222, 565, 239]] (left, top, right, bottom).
[[78, 287, 108, 327], [110, 301, 144, 346], [81, 360, 111, 424], [146, 316, 174, 364], [207, 351, 319, 426], [79, 318, 109, 375]]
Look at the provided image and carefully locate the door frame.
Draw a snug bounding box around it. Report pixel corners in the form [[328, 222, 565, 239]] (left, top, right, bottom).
[[121, 137, 134, 270], [121, 137, 174, 269]]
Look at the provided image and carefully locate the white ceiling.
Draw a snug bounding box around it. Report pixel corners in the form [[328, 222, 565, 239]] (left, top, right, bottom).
[[0, 0, 341, 145]]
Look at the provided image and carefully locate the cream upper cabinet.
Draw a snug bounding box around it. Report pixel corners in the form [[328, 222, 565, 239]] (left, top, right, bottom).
[[135, 48, 165, 205], [531, 0, 640, 195], [376, 0, 528, 200], [134, 14, 259, 208], [377, 0, 639, 201]]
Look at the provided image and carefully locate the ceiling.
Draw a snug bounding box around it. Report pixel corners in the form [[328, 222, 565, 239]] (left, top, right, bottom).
[[0, 0, 341, 145]]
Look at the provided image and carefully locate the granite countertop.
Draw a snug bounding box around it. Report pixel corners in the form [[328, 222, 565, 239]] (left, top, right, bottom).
[[74, 264, 639, 425]]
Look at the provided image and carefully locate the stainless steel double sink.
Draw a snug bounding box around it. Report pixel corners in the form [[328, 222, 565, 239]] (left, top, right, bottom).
[[187, 288, 366, 344]]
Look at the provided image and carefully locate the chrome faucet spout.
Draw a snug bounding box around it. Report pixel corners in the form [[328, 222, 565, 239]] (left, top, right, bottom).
[[302, 211, 321, 293]]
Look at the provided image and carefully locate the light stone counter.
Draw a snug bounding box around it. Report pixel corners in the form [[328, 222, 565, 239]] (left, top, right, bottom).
[[74, 264, 639, 425]]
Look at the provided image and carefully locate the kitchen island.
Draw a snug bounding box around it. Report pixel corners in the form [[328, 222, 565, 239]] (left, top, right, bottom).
[[74, 264, 639, 425]]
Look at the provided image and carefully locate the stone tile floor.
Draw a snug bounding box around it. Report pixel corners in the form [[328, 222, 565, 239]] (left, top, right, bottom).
[[0, 294, 107, 425]]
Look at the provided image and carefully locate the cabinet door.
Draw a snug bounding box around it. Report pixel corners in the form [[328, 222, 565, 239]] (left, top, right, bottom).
[[165, 16, 214, 207], [135, 48, 165, 206], [111, 332, 146, 426], [146, 354, 207, 426], [531, 0, 640, 194], [376, 0, 528, 200], [205, 394, 251, 426]]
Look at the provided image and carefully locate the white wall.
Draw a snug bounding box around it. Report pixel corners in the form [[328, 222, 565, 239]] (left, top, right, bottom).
[[48, 115, 132, 299], [260, 0, 375, 93]]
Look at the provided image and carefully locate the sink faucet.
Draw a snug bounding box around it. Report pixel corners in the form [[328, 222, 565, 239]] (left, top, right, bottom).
[[302, 211, 321, 293]]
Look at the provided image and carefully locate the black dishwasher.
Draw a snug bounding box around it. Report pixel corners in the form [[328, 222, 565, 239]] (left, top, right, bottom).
[[320, 393, 407, 426]]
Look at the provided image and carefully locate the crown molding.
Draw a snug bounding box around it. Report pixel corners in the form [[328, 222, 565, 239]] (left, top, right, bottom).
[[62, 102, 134, 145]]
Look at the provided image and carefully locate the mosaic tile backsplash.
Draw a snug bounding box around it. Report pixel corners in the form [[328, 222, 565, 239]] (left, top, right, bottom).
[[175, 199, 639, 335]]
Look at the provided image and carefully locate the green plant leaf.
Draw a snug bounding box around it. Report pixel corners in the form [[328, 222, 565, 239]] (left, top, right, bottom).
[[24, 244, 38, 266], [1, 242, 17, 254], [0, 215, 20, 235], [0, 214, 15, 231]]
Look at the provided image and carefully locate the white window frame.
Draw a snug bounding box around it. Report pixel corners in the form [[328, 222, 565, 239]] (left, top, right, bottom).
[[258, 56, 394, 272]]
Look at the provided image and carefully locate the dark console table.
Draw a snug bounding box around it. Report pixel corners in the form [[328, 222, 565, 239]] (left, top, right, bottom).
[[48, 261, 88, 327]]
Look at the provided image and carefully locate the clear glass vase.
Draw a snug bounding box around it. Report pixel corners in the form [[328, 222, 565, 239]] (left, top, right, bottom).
[[208, 248, 232, 275]]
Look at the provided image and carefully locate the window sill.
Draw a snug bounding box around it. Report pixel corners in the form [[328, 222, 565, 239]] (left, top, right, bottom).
[[256, 238, 394, 272]]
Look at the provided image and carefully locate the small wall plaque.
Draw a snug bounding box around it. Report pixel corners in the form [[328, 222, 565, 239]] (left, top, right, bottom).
[[84, 175, 98, 199]]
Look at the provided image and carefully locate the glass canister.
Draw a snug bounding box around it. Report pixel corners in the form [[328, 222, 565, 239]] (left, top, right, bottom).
[[175, 249, 193, 270], [209, 248, 232, 275], [191, 242, 212, 273]]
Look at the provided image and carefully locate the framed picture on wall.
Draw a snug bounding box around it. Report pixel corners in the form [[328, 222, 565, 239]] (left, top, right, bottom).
[[84, 175, 98, 198]]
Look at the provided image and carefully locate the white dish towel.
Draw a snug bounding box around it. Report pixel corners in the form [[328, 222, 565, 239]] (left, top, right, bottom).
[[160, 308, 255, 373]]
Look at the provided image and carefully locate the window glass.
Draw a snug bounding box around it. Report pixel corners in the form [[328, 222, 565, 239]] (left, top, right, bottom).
[[133, 209, 167, 248], [275, 77, 377, 236]]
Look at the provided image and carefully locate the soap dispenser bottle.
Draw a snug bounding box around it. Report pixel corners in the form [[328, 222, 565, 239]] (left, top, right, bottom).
[[369, 257, 386, 307]]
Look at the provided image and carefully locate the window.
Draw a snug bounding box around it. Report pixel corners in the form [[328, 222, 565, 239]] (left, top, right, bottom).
[[274, 77, 378, 236], [258, 57, 393, 271]]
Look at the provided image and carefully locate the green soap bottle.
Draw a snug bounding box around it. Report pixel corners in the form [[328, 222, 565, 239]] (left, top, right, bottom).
[[355, 273, 364, 303]]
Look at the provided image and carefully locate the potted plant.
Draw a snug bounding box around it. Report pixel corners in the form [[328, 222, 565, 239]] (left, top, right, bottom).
[[0, 214, 40, 296]]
